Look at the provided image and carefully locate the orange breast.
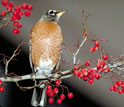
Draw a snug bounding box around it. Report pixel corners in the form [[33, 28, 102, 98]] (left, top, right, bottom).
[[30, 21, 63, 67]]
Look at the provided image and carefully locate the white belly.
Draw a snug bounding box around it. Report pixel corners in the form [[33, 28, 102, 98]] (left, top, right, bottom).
[[34, 58, 54, 75]]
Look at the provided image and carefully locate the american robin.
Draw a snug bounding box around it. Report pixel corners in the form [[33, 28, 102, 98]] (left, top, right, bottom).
[[29, 10, 66, 106]]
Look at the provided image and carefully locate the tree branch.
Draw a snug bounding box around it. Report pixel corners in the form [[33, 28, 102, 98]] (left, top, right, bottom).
[[0, 54, 124, 83], [0, 69, 73, 82], [5, 42, 23, 75], [73, 36, 87, 64]]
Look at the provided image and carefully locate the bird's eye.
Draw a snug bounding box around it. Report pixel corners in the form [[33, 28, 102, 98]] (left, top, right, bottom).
[[49, 10, 54, 14], [48, 10, 55, 16]]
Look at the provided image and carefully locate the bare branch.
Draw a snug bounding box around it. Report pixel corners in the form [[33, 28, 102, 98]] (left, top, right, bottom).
[[0, 57, 123, 81], [0, 18, 12, 29], [5, 41, 23, 75], [73, 36, 87, 64], [0, 69, 73, 82]]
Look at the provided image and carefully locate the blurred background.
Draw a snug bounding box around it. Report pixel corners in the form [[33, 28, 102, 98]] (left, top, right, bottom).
[[0, 0, 124, 107]]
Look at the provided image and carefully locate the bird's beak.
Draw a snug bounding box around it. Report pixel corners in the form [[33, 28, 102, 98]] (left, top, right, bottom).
[[56, 11, 67, 16]]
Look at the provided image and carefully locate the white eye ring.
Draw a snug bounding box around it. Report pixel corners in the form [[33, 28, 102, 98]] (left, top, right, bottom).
[[48, 10, 56, 16]]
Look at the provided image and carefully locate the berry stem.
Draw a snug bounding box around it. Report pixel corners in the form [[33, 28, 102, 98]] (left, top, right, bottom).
[[60, 85, 69, 93]]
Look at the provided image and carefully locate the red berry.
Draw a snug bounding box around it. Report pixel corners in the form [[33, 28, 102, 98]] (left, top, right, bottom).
[[113, 88, 118, 92], [53, 88, 59, 93], [95, 73, 100, 79], [8, 1, 14, 7], [77, 72, 82, 78], [117, 80, 123, 86], [102, 55, 108, 60], [100, 61, 105, 67], [0, 86, 4, 92], [94, 41, 100, 46], [109, 86, 114, 91], [16, 15, 21, 20], [90, 46, 95, 52], [21, 3, 28, 10], [95, 46, 99, 50], [99, 67, 104, 73], [85, 60, 90, 66], [15, 5, 21, 12], [46, 89, 53, 95], [13, 28, 20, 34], [121, 84, 124, 88], [55, 80, 60, 86], [80, 69, 86, 73], [18, 11, 23, 16], [17, 23, 22, 28], [25, 11, 31, 16], [1, 0, 8, 7], [11, 16, 17, 21], [1, 11, 6, 16], [47, 85, 52, 89], [97, 58, 101, 63], [87, 68, 92, 74], [48, 98, 54, 103], [88, 74, 94, 79], [48, 91, 54, 97], [118, 89, 123, 94], [104, 67, 110, 72], [28, 4, 33, 10], [92, 69, 98, 73], [13, 21, 19, 27], [83, 31, 87, 36], [74, 66, 79, 70], [60, 94, 65, 100], [82, 71, 88, 77], [122, 89, 124, 92], [57, 99, 62, 104], [0, 80, 2, 85], [113, 83, 118, 88], [73, 70, 79, 76], [6, 6, 12, 12], [82, 76, 88, 81], [68, 92, 74, 99], [13, 11, 18, 16], [96, 63, 101, 69], [88, 79, 94, 84]]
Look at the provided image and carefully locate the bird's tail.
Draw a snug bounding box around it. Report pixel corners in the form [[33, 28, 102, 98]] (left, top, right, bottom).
[[31, 81, 47, 107]]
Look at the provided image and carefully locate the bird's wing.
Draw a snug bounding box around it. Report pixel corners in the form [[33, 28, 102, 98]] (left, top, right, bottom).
[[54, 47, 62, 70], [29, 40, 35, 72]]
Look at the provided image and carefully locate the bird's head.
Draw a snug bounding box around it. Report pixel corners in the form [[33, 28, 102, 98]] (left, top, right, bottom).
[[41, 10, 67, 23]]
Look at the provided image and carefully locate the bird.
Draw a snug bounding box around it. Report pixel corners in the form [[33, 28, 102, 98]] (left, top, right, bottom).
[[29, 10, 66, 107]]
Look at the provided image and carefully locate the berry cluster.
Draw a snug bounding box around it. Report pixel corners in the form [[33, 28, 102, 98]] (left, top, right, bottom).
[[1, 0, 33, 34], [0, 80, 4, 92], [73, 66, 100, 84], [96, 58, 110, 73], [109, 80, 124, 94], [46, 80, 73, 104], [73, 54, 109, 84], [90, 40, 100, 52]]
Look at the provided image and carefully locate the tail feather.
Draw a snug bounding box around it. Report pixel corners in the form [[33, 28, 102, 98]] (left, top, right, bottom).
[[31, 81, 47, 107], [39, 86, 47, 106]]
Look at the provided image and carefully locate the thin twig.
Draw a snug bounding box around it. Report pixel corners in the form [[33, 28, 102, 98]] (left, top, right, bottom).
[[73, 36, 87, 64], [0, 18, 12, 29], [5, 42, 23, 75]]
